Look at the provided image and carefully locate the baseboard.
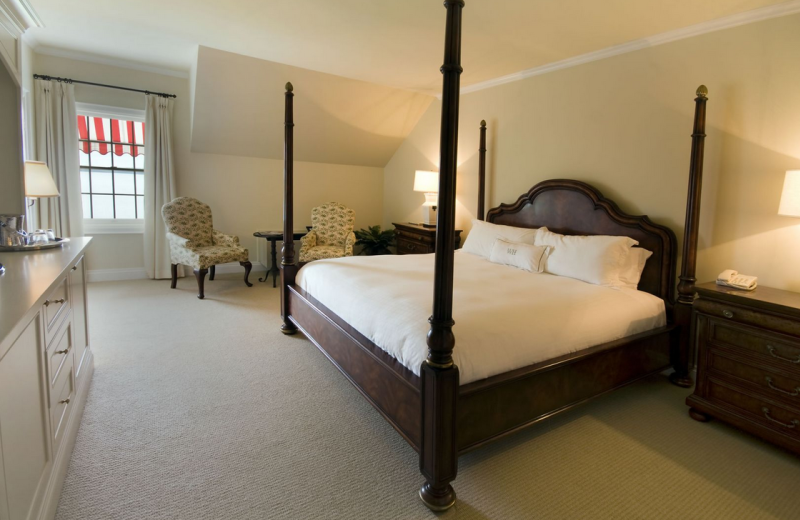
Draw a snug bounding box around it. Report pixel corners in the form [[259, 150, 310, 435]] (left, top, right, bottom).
[[213, 262, 266, 275], [87, 263, 265, 282], [87, 267, 147, 282], [39, 349, 94, 520]]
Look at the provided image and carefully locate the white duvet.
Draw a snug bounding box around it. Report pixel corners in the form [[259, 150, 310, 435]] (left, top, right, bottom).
[[295, 252, 666, 385]]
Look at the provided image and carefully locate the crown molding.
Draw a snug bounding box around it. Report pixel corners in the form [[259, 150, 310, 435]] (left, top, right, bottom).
[[33, 45, 189, 79], [456, 0, 800, 97]]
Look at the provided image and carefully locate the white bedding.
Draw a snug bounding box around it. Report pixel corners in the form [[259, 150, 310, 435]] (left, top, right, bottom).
[[295, 252, 666, 385]]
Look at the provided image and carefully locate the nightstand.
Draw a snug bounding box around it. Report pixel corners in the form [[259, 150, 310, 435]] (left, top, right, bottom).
[[687, 282, 800, 455], [392, 222, 462, 255]]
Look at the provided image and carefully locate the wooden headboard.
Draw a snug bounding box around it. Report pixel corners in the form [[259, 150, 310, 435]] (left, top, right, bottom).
[[486, 179, 677, 302]]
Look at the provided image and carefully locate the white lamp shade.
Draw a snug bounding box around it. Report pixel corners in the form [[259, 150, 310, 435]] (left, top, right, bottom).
[[413, 170, 439, 193], [24, 161, 60, 198], [778, 170, 800, 218]]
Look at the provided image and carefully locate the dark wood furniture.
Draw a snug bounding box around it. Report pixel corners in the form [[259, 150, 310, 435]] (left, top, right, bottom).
[[687, 283, 800, 454], [277, 1, 708, 510], [171, 261, 252, 300], [393, 222, 462, 255], [254, 230, 308, 287]]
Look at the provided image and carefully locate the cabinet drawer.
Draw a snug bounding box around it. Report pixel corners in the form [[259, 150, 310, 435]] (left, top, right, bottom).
[[696, 298, 800, 337], [708, 379, 800, 440], [47, 316, 73, 389], [44, 277, 70, 342], [709, 350, 800, 409], [50, 351, 75, 454], [708, 319, 800, 367]]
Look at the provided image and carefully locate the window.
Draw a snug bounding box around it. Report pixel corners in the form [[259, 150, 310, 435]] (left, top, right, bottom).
[[77, 104, 145, 233]]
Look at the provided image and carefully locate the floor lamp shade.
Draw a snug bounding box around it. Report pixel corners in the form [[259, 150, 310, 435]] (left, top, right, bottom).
[[778, 170, 800, 217], [24, 161, 60, 198]]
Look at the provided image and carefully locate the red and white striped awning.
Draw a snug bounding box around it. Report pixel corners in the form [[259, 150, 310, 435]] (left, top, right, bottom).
[[78, 116, 145, 157]]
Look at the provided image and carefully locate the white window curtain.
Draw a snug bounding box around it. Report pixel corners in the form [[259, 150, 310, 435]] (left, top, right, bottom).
[[34, 79, 83, 237], [143, 94, 177, 279]]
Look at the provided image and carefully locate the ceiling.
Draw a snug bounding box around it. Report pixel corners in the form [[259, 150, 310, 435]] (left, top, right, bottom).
[[25, 0, 791, 94]]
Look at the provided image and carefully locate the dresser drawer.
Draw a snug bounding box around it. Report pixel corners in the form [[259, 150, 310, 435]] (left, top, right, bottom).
[[44, 277, 70, 342], [707, 319, 800, 367], [709, 350, 800, 409], [707, 379, 800, 439], [47, 316, 73, 389]]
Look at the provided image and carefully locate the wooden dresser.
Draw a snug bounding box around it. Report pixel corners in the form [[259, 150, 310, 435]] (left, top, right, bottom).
[[392, 222, 462, 255], [687, 282, 800, 454], [0, 238, 93, 520]]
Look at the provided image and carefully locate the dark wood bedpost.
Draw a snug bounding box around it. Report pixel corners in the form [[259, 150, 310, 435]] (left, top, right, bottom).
[[477, 120, 487, 220], [418, 0, 464, 512], [670, 85, 708, 387], [280, 82, 298, 335]]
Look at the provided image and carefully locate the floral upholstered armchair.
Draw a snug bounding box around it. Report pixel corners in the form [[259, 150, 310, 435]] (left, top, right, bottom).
[[299, 202, 356, 263], [161, 197, 253, 299]]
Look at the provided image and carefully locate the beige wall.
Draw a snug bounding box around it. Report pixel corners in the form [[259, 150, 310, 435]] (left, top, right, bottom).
[[384, 14, 800, 291], [32, 53, 384, 272]]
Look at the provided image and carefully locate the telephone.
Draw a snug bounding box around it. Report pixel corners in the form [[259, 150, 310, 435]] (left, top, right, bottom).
[[716, 269, 758, 291]]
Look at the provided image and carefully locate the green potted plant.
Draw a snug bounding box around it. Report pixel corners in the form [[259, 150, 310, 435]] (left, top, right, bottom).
[[354, 225, 395, 256]]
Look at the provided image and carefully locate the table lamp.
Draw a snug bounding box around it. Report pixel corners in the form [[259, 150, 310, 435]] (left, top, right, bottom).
[[779, 170, 800, 218], [24, 161, 60, 205], [413, 170, 438, 227]]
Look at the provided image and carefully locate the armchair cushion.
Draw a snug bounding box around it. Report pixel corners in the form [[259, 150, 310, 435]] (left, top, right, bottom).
[[300, 245, 350, 262]]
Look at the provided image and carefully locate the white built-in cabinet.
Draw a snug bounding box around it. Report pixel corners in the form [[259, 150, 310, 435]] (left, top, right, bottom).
[[0, 240, 94, 520]]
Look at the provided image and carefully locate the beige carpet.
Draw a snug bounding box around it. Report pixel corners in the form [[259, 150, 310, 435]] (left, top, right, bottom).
[[55, 275, 800, 520]]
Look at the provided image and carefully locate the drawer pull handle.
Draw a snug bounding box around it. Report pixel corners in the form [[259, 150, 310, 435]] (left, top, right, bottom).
[[71, 266, 78, 271], [762, 407, 799, 429], [60, 398, 70, 405], [722, 309, 733, 319], [766, 345, 800, 364], [406, 243, 416, 251], [55, 347, 71, 355], [765, 377, 800, 397], [44, 298, 66, 306]]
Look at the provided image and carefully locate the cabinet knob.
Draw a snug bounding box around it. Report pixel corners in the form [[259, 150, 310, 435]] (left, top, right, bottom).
[[71, 266, 78, 271], [60, 398, 70, 405], [44, 298, 66, 306], [722, 309, 733, 319]]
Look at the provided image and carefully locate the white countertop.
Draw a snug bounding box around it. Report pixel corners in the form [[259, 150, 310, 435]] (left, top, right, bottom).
[[0, 237, 92, 349]]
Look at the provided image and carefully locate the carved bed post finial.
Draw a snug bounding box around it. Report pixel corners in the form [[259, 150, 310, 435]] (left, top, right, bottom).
[[280, 82, 298, 335], [419, 0, 464, 512], [477, 120, 487, 221], [671, 85, 708, 387]]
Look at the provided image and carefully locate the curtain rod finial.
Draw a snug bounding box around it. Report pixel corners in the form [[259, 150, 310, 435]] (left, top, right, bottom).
[[285, 82, 293, 92], [696, 85, 708, 98]]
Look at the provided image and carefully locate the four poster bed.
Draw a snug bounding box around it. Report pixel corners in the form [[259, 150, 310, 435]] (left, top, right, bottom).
[[277, 0, 708, 511]]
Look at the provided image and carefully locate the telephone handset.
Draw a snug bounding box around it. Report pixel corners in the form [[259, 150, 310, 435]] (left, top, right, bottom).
[[716, 269, 758, 291]]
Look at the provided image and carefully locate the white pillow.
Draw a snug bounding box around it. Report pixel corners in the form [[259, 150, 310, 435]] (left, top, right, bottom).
[[462, 220, 543, 259], [488, 239, 551, 273], [535, 228, 638, 286], [618, 247, 653, 289]]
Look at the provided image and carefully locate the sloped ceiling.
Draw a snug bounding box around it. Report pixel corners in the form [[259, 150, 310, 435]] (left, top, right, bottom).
[[190, 46, 433, 166]]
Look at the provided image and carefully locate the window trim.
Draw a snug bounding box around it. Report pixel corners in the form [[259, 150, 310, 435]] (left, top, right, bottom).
[[77, 103, 146, 234]]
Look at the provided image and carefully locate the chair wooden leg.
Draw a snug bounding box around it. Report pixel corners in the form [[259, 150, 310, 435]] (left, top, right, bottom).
[[241, 261, 253, 287], [170, 264, 178, 289], [209, 265, 215, 281], [194, 268, 208, 299]]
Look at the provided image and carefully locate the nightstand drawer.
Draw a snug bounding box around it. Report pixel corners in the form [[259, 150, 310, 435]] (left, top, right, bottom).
[[709, 350, 800, 408], [709, 319, 800, 366], [695, 298, 800, 337], [708, 379, 800, 439], [396, 237, 433, 255]]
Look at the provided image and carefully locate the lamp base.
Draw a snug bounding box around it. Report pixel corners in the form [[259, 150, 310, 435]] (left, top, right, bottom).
[[421, 205, 437, 227]]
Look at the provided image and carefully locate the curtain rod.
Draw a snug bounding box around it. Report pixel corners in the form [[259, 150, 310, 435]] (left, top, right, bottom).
[[33, 74, 177, 99]]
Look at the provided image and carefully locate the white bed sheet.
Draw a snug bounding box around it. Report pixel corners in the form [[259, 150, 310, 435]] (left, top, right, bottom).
[[295, 252, 666, 385]]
